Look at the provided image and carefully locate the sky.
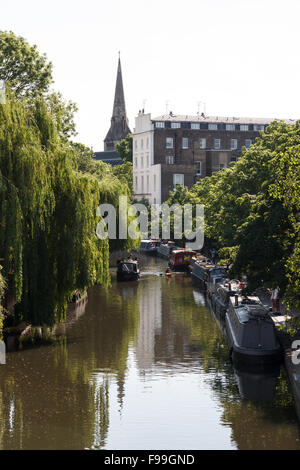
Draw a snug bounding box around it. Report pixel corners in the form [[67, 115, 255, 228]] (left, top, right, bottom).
[[1, 0, 300, 150]]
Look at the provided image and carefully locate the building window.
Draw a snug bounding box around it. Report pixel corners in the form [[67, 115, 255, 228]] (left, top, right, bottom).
[[156, 122, 165, 128], [231, 139, 237, 150], [134, 157, 138, 168], [240, 124, 249, 131], [219, 163, 226, 170], [214, 139, 221, 149], [196, 161, 202, 176], [134, 140, 137, 150], [173, 174, 184, 188], [191, 123, 200, 129], [154, 174, 156, 191], [146, 137, 149, 148], [166, 137, 173, 148], [245, 139, 252, 149], [141, 139, 144, 149], [171, 122, 181, 129], [199, 138, 206, 149], [166, 155, 174, 165], [147, 175, 149, 192], [135, 176, 138, 191], [182, 137, 188, 149], [141, 175, 144, 193], [226, 124, 235, 131], [146, 155, 149, 167], [141, 156, 144, 168], [253, 124, 264, 131], [230, 156, 237, 162], [208, 123, 218, 130]]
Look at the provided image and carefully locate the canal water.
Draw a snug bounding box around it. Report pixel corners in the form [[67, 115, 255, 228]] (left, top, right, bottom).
[[0, 256, 299, 450]]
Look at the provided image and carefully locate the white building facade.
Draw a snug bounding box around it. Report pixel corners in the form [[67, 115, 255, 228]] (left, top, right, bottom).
[[133, 112, 161, 205]]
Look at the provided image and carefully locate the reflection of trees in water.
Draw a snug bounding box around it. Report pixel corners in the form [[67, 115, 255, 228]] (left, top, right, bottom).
[[0, 283, 140, 449], [154, 276, 300, 449]]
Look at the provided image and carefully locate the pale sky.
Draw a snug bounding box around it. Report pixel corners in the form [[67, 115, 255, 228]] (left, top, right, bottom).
[[1, 0, 300, 150]]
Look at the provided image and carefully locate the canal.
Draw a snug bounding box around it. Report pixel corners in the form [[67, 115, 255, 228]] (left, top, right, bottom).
[[0, 256, 299, 450]]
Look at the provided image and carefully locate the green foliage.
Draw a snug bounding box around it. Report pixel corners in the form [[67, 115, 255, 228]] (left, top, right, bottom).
[[0, 31, 53, 98], [0, 92, 110, 325], [116, 134, 132, 162], [169, 120, 300, 309]]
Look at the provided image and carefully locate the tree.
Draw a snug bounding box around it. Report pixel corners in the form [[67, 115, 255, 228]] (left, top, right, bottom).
[[116, 134, 133, 162], [0, 31, 53, 98]]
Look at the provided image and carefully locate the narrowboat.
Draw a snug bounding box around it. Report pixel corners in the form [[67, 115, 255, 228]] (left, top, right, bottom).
[[190, 256, 226, 290], [117, 259, 140, 282], [226, 295, 282, 364], [140, 239, 161, 254], [157, 241, 177, 259], [169, 249, 196, 271], [209, 279, 240, 320]]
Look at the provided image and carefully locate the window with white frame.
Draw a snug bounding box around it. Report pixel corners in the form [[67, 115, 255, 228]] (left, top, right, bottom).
[[253, 124, 264, 131], [240, 124, 249, 131], [134, 157, 138, 168], [146, 155, 149, 167], [141, 175, 144, 193], [156, 122, 165, 128], [135, 176, 138, 191], [173, 174, 184, 187], [208, 123, 218, 130], [141, 156, 144, 168], [182, 137, 188, 149], [199, 138, 206, 149], [141, 139, 144, 149], [146, 137, 149, 148], [166, 137, 173, 148], [231, 139, 237, 150], [191, 123, 200, 129], [165, 155, 174, 165], [154, 174, 156, 191], [196, 161, 202, 175], [214, 138, 221, 149], [219, 163, 226, 170], [147, 175, 149, 193], [226, 124, 235, 131], [171, 122, 181, 129], [245, 139, 252, 149], [134, 140, 137, 150]]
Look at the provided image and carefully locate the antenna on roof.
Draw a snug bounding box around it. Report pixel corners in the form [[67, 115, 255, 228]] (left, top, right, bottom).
[[165, 100, 169, 115], [197, 101, 201, 115], [142, 99, 146, 112]]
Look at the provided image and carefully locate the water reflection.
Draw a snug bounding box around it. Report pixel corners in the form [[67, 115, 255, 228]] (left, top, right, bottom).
[[0, 257, 299, 449]]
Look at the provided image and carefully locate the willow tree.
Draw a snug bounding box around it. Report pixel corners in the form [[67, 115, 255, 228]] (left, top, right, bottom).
[[0, 91, 110, 325]]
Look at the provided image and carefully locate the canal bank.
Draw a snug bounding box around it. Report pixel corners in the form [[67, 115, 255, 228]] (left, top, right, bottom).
[[0, 256, 299, 449]]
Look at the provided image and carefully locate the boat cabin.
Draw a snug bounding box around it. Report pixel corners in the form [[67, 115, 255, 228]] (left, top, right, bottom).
[[169, 249, 196, 270], [117, 259, 140, 282]]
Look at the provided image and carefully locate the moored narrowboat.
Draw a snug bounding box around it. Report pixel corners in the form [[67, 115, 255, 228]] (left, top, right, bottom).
[[169, 249, 196, 271], [117, 259, 140, 282], [140, 239, 161, 254], [190, 256, 226, 290], [157, 240, 177, 259], [225, 295, 282, 364]]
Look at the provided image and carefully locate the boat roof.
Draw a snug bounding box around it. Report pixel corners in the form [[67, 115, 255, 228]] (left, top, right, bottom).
[[172, 249, 196, 254]]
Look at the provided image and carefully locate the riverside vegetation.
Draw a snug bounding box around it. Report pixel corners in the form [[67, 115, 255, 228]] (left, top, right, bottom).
[[166, 120, 300, 331], [0, 31, 136, 328]]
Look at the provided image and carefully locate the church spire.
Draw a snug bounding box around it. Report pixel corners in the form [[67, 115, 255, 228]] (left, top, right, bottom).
[[104, 54, 131, 151]]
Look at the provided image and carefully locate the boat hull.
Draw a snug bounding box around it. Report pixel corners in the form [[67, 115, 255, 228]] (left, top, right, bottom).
[[225, 312, 282, 364]]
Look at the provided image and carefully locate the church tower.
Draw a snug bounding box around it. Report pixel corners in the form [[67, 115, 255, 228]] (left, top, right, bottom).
[[104, 55, 131, 151]]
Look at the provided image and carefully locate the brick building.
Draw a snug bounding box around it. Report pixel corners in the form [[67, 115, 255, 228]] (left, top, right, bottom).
[[133, 111, 293, 204]]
